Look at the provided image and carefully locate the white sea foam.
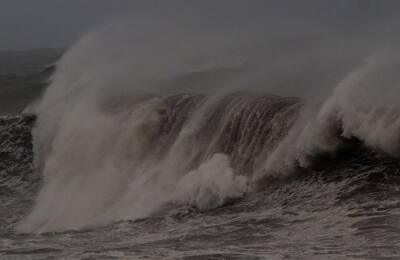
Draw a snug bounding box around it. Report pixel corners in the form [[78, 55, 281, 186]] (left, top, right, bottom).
[[17, 14, 400, 234]]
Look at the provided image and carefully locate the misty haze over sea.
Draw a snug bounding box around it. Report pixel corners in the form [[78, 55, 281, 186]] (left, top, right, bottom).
[[1, 1, 400, 259]]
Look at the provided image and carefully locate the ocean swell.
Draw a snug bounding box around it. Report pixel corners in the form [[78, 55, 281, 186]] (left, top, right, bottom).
[[16, 19, 400, 233], [17, 84, 400, 233]]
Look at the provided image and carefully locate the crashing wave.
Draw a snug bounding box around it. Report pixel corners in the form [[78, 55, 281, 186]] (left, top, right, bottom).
[[15, 84, 400, 233], [14, 17, 400, 233]]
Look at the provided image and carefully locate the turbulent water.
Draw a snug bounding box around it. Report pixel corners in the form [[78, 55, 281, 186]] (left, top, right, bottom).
[[1, 91, 400, 259], [2, 3, 400, 258]]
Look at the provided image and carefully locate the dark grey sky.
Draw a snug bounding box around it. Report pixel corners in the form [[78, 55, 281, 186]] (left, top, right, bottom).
[[0, 0, 147, 50], [0, 0, 398, 50]]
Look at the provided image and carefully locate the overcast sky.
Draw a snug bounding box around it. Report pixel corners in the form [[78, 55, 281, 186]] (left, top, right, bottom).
[[0, 0, 147, 50], [0, 0, 398, 50]]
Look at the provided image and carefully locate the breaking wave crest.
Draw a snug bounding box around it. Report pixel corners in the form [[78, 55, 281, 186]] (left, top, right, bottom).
[[18, 85, 400, 233], [16, 19, 400, 233]]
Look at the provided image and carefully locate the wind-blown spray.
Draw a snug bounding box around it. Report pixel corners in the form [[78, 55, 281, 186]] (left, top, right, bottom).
[[17, 9, 400, 233]]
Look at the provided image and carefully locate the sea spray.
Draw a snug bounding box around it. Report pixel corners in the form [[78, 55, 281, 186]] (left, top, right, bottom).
[[17, 12, 400, 233]]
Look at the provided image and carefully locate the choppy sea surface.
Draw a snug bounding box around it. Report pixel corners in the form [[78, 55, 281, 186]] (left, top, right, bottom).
[[1, 50, 400, 260], [1, 117, 400, 259]]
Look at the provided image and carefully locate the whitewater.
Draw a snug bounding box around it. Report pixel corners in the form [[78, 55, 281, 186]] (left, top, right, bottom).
[[2, 4, 400, 259]]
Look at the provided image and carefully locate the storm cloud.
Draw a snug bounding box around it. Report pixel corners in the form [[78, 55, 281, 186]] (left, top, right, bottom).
[[0, 0, 399, 50]]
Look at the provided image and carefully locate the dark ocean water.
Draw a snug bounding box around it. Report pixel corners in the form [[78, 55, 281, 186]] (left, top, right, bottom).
[[1, 113, 400, 259], [0, 49, 61, 114], [1, 50, 400, 260], [1, 115, 400, 259]]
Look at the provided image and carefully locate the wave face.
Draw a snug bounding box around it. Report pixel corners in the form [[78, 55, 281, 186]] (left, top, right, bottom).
[[1, 51, 400, 259], [18, 75, 400, 234], [2, 97, 400, 259], [16, 30, 400, 234], [17, 92, 302, 233]]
